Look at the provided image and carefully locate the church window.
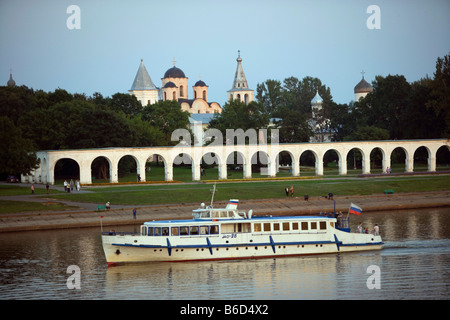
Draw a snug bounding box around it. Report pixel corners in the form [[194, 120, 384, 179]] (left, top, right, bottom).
[[180, 85, 184, 97], [172, 91, 176, 100], [202, 90, 206, 100], [194, 91, 197, 99]]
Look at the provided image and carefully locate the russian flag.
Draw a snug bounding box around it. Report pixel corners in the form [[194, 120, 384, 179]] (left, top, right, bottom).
[[226, 199, 239, 209], [349, 203, 362, 215]]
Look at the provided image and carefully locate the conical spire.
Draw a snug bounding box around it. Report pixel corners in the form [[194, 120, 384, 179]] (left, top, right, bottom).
[[230, 50, 249, 90], [130, 59, 157, 90]]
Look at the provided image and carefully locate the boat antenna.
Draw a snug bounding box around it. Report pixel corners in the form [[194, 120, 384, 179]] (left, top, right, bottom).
[[210, 183, 217, 207]]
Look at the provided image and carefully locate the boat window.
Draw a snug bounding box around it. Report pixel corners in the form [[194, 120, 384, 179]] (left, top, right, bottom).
[[162, 227, 169, 236], [220, 211, 228, 218], [148, 227, 154, 236], [180, 226, 189, 236], [154, 227, 161, 236], [320, 221, 327, 230], [190, 226, 199, 235], [311, 222, 317, 230], [200, 211, 210, 218], [273, 223, 280, 231], [141, 226, 148, 236], [172, 227, 179, 236], [330, 222, 335, 228], [283, 222, 290, 231], [301, 222, 308, 231], [210, 225, 219, 234], [263, 223, 271, 232], [292, 222, 299, 230], [212, 211, 220, 218], [234, 223, 251, 233], [200, 226, 209, 235], [254, 223, 262, 232]]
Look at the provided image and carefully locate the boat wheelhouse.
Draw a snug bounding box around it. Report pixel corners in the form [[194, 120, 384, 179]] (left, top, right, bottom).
[[101, 199, 383, 265]]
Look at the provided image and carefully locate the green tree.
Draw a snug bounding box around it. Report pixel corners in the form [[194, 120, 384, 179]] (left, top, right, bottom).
[[0, 116, 39, 175], [208, 100, 270, 141], [142, 100, 191, 146], [354, 75, 411, 139], [256, 79, 283, 115], [426, 52, 450, 137], [344, 125, 390, 141], [109, 93, 142, 117]]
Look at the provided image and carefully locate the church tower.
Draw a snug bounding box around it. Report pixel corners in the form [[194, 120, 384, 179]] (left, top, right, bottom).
[[129, 59, 159, 106], [227, 51, 254, 104], [162, 59, 188, 101]]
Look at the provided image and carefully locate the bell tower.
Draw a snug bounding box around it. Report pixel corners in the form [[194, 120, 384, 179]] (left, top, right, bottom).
[[227, 50, 254, 104]]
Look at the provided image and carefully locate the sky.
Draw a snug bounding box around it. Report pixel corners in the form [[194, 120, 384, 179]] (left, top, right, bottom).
[[1, 0, 449, 105]]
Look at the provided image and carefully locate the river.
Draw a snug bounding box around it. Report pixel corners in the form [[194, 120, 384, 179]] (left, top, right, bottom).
[[0, 207, 449, 300]]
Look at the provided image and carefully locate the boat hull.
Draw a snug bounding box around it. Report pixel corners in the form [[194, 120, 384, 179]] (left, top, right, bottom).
[[102, 230, 383, 264]]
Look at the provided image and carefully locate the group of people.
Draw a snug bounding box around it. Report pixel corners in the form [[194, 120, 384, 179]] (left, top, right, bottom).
[[63, 179, 80, 193], [285, 186, 295, 197], [357, 222, 380, 235]]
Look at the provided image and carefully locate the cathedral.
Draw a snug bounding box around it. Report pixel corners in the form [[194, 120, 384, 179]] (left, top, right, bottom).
[[129, 52, 255, 116]]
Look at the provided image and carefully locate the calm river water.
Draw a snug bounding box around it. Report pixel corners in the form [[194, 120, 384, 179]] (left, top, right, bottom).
[[0, 207, 449, 300]]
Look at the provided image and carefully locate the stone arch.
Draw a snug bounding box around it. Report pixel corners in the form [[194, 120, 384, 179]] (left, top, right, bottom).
[[369, 147, 386, 174], [201, 152, 220, 180], [53, 158, 80, 185], [118, 155, 140, 182], [146, 154, 168, 181], [346, 147, 364, 175], [300, 149, 320, 176], [276, 150, 295, 177], [390, 147, 408, 173], [226, 151, 246, 179], [91, 156, 112, 183], [173, 152, 195, 181], [413, 146, 431, 172], [436, 145, 450, 171], [323, 148, 343, 175], [250, 150, 271, 177]]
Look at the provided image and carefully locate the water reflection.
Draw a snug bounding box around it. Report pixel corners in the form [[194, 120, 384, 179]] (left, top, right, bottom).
[[0, 207, 449, 299]]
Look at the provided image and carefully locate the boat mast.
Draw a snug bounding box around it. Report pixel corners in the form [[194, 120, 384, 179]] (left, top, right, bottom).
[[210, 183, 217, 207]]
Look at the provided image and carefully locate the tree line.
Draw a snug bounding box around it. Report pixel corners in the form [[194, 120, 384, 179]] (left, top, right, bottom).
[[1, 53, 448, 177], [0, 89, 191, 176]]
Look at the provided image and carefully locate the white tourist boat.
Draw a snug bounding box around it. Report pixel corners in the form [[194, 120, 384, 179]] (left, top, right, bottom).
[[101, 195, 383, 265]]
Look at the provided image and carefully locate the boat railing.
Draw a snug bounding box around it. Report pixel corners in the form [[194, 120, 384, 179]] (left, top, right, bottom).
[[102, 231, 139, 236], [336, 217, 351, 232]]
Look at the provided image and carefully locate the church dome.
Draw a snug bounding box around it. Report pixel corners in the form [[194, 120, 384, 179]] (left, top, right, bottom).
[[7, 73, 15, 87], [163, 81, 177, 88], [164, 66, 186, 78], [354, 77, 373, 94], [311, 90, 323, 105], [194, 80, 207, 87]]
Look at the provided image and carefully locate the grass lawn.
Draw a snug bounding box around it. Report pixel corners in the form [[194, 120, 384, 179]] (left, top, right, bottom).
[[0, 200, 79, 214], [44, 175, 450, 206]]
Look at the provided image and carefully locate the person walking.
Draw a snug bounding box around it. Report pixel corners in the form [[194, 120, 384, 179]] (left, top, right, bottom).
[[133, 208, 137, 220]]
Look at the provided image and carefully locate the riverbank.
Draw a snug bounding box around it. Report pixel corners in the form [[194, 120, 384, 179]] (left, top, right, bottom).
[[0, 191, 449, 232]]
